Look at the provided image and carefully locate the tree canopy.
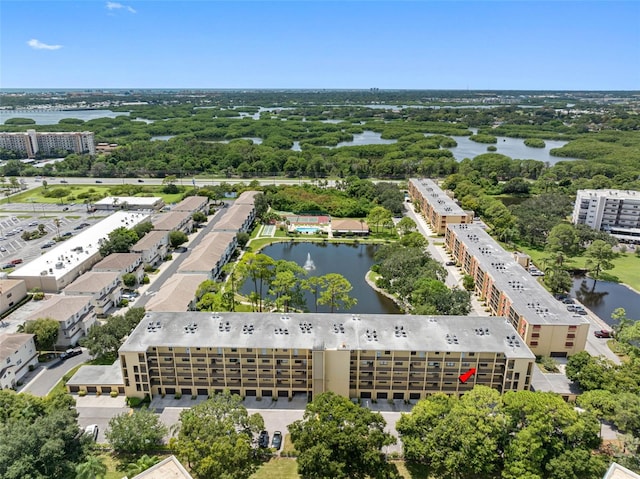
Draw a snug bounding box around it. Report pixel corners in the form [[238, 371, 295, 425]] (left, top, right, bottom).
[[289, 391, 397, 479], [105, 407, 167, 454]]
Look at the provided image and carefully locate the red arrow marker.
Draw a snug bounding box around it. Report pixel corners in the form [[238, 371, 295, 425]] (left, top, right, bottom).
[[459, 368, 476, 383]]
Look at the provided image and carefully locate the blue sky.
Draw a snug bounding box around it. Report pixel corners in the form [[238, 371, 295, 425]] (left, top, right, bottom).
[[1, 1, 639, 90]]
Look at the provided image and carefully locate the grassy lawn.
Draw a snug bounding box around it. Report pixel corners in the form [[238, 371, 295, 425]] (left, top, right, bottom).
[[250, 458, 299, 479], [510, 244, 640, 292], [248, 459, 433, 479], [1, 185, 184, 206]]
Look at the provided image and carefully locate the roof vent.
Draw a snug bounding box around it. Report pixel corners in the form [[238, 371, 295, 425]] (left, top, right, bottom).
[[274, 328, 289, 335], [280, 315, 291, 321], [394, 325, 407, 338], [365, 329, 378, 342], [242, 324, 254, 335], [218, 321, 230, 332], [333, 323, 345, 334], [299, 322, 312, 333], [184, 322, 198, 334]]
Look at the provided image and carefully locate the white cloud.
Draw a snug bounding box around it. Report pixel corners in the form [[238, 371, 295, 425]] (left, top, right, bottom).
[[106, 2, 136, 13], [27, 39, 62, 50]]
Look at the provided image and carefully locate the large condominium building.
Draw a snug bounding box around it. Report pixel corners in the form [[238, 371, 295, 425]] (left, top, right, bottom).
[[572, 189, 640, 243], [408, 178, 473, 234], [119, 312, 535, 401], [445, 224, 589, 357], [0, 130, 96, 158]]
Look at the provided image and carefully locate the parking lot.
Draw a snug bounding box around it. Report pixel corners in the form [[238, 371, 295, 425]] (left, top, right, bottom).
[[0, 208, 100, 267]]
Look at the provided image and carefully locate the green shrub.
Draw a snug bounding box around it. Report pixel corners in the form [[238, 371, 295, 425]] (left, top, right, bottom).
[[174, 392, 182, 399], [110, 390, 118, 398], [78, 390, 87, 397]]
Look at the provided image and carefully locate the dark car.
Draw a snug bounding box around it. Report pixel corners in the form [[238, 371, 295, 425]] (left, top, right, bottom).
[[594, 330, 612, 338], [562, 298, 575, 304], [62, 232, 73, 238], [40, 242, 54, 249], [137, 179, 144, 183], [62, 207, 69, 211], [272, 431, 283, 450], [1, 263, 14, 270], [445, 261, 456, 266], [60, 348, 82, 360], [258, 430, 269, 448], [95, 180, 103, 183], [60, 180, 68, 184]]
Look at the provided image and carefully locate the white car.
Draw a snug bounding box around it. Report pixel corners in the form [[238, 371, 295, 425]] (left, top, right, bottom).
[[84, 424, 99, 441]]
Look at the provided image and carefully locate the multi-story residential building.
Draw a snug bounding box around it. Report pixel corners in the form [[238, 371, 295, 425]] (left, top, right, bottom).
[[118, 312, 535, 401], [10, 211, 149, 292], [213, 191, 259, 233], [572, 189, 640, 243], [152, 211, 193, 234], [445, 224, 589, 357], [145, 274, 209, 312], [0, 333, 38, 389], [0, 279, 28, 316], [131, 230, 169, 267], [63, 272, 122, 316], [0, 130, 95, 158], [177, 231, 237, 279], [92, 252, 144, 285], [24, 295, 96, 347], [172, 195, 210, 214], [408, 178, 473, 234]]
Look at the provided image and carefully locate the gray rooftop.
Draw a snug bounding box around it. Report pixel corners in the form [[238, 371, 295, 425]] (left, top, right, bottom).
[[409, 178, 467, 216], [63, 271, 120, 294], [120, 311, 535, 360], [447, 224, 588, 326], [213, 203, 255, 231], [92, 253, 142, 271], [152, 211, 192, 231], [172, 195, 209, 212], [178, 231, 236, 273], [131, 230, 168, 251], [66, 361, 123, 386], [235, 190, 260, 204], [0, 333, 34, 361]]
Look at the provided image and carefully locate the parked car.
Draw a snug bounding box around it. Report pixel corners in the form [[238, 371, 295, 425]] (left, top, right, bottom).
[[60, 348, 82, 360], [95, 180, 103, 183], [258, 430, 269, 448], [60, 180, 68, 183], [137, 179, 144, 183], [41, 241, 55, 249], [28, 221, 39, 227], [594, 330, 612, 338], [84, 424, 99, 441], [10, 259, 23, 265], [272, 431, 283, 450], [445, 261, 456, 266], [1, 263, 13, 270], [0, 247, 6, 252], [562, 298, 575, 304], [61, 232, 73, 238]]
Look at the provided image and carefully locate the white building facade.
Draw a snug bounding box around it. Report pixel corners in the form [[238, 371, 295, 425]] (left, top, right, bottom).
[[572, 189, 640, 243]]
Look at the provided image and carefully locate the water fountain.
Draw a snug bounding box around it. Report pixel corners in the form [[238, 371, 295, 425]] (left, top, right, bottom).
[[303, 252, 316, 271]]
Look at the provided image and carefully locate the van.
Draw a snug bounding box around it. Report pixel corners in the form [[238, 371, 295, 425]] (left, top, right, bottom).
[[84, 424, 99, 441]]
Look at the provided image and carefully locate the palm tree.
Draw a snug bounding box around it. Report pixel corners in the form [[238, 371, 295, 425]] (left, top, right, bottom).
[[75, 455, 107, 479], [54, 218, 61, 240], [125, 455, 160, 477]]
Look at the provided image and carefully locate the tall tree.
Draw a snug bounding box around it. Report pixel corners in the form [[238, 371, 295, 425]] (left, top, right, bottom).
[[170, 391, 265, 479], [105, 407, 168, 454], [366, 206, 393, 233], [289, 392, 397, 479], [238, 253, 275, 312], [23, 317, 60, 351], [317, 273, 357, 313], [585, 239, 617, 282]]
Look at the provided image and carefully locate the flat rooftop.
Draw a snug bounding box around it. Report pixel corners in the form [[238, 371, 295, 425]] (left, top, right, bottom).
[[447, 224, 588, 326], [94, 196, 163, 208], [121, 312, 536, 360], [577, 189, 640, 201], [410, 178, 468, 216], [66, 361, 123, 386], [10, 211, 150, 281]]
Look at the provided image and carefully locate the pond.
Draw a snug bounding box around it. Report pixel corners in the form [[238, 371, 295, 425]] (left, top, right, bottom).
[[241, 242, 401, 314], [571, 276, 640, 326]]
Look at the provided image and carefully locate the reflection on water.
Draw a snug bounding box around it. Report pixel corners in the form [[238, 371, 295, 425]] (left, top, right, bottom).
[[240, 242, 401, 314], [571, 276, 640, 326]]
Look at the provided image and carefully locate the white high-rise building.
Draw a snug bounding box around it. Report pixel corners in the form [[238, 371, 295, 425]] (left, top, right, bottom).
[[0, 130, 96, 157], [572, 189, 640, 243]]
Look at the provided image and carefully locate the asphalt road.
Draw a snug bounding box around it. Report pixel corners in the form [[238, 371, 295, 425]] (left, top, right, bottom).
[[19, 349, 91, 397]]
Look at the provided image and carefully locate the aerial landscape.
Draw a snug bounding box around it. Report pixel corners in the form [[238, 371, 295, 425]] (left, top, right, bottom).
[[0, 1, 639, 479]]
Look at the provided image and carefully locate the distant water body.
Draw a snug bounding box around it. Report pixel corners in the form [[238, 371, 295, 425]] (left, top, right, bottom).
[[0, 109, 127, 125]]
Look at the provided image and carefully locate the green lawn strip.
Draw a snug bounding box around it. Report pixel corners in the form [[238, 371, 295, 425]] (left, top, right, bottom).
[[515, 244, 640, 291], [47, 363, 84, 397], [394, 461, 434, 478], [1, 185, 184, 206], [250, 458, 299, 479]]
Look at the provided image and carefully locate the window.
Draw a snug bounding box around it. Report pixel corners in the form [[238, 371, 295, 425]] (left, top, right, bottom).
[[532, 333, 540, 338], [446, 362, 455, 367], [567, 334, 575, 339], [565, 342, 574, 347], [530, 341, 538, 346]]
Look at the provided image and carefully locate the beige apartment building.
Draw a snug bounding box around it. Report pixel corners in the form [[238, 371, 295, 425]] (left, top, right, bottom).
[[0, 130, 95, 158], [119, 312, 535, 401], [445, 223, 589, 357], [0, 279, 28, 316], [408, 178, 473, 235]]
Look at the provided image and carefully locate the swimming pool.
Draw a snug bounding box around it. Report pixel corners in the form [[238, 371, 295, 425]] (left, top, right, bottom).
[[296, 226, 320, 234]]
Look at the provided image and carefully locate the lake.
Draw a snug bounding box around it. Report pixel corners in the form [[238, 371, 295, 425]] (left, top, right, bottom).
[[241, 242, 401, 314], [571, 276, 640, 326], [0, 109, 127, 125]]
